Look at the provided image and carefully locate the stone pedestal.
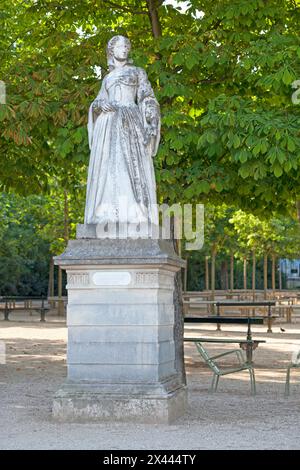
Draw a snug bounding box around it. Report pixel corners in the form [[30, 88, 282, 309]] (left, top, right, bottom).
[[53, 237, 187, 423]]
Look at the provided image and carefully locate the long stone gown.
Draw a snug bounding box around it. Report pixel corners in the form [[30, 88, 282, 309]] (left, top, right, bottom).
[[85, 65, 160, 226]]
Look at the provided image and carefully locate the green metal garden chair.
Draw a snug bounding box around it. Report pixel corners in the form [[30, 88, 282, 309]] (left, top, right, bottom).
[[194, 342, 256, 395], [285, 350, 300, 397]]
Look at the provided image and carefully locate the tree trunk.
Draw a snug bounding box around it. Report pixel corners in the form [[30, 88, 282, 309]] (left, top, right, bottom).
[[205, 256, 210, 291], [220, 260, 228, 290], [58, 266, 64, 316], [170, 215, 186, 386], [272, 254, 276, 293], [211, 247, 217, 313], [48, 256, 55, 308], [230, 253, 234, 292], [183, 255, 188, 293], [252, 250, 256, 302], [296, 199, 300, 222], [264, 254, 268, 300], [64, 189, 69, 242], [146, 0, 162, 38], [243, 257, 247, 291], [279, 261, 282, 290]]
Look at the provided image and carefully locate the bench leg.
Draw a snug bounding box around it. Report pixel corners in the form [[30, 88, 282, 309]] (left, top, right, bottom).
[[267, 317, 273, 333], [216, 304, 221, 331], [266, 303, 273, 333], [285, 366, 291, 397], [4, 304, 9, 321], [58, 299, 65, 316], [40, 309, 46, 322]]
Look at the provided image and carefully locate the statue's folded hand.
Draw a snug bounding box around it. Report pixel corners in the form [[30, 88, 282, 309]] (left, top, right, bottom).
[[102, 102, 116, 112], [93, 100, 115, 113]]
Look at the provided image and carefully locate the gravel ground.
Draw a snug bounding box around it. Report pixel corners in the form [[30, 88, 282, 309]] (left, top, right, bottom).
[[0, 316, 300, 450]]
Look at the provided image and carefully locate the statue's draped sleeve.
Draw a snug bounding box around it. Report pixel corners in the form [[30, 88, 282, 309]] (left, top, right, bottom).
[[137, 68, 161, 157], [87, 76, 109, 150]]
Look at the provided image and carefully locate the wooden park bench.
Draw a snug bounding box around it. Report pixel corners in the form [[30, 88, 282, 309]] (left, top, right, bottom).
[[183, 300, 277, 332], [215, 301, 277, 333], [0, 297, 50, 322], [273, 298, 294, 323], [47, 296, 67, 316]]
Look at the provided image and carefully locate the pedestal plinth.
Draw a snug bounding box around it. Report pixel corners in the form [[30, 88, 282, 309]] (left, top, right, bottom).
[[53, 237, 187, 423]]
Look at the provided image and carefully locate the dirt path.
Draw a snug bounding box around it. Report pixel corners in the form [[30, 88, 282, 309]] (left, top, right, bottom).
[[0, 319, 300, 449]]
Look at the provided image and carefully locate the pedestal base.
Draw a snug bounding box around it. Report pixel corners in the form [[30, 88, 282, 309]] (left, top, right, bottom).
[[53, 238, 187, 423], [53, 381, 187, 423]]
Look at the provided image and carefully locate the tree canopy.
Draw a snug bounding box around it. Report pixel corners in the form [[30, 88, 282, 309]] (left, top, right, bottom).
[[1, 1, 300, 293], [1, 0, 300, 216]]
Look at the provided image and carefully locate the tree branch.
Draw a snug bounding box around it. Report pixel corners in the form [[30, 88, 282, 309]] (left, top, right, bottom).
[[102, 0, 147, 14], [146, 0, 162, 38]]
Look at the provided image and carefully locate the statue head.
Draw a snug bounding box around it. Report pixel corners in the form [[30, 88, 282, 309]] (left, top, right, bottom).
[[107, 35, 132, 71]]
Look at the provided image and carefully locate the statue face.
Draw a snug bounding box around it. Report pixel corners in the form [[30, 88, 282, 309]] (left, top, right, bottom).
[[113, 37, 130, 61]]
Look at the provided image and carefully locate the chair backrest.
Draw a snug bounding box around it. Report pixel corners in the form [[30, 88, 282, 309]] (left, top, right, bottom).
[[195, 342, 220, 374]]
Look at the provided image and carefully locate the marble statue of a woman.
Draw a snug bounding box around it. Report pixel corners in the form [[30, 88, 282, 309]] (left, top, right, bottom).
[[84, 35, 160, 232]]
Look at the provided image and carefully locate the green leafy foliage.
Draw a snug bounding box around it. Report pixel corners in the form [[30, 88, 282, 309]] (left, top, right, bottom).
[[1, 0, 300, 215], [0, 186, 85, 295], [1, 1, 300, 293], [0, 192, 51, 295]]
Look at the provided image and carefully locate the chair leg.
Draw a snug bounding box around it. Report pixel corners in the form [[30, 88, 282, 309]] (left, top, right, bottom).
[[249, 369, 253, 394], [249, 368, 256, 396], [210, 373, 217, 393], [214, 375, 220, 392], [285, 366, 291, 397], [252, 369, 256, 396]]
